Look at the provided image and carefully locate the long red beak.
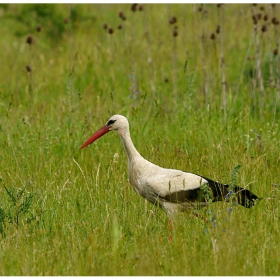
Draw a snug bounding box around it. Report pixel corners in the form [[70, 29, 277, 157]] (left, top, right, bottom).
[[80, 125, 110, 150]]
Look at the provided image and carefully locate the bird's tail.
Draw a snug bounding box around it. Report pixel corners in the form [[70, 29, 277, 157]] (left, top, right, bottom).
[[200, 175, 259, 208], [233, 186, 259, 208]]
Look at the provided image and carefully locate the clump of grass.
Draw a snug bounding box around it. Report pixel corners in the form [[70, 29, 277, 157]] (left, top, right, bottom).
[[0, 182, 42, 237]]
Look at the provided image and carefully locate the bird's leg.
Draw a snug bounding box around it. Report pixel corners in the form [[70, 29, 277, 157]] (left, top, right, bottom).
[[168, 219, 173, 243]]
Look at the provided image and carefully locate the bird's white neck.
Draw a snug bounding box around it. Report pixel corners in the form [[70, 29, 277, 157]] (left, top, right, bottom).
[[117, 127, 143, 162]]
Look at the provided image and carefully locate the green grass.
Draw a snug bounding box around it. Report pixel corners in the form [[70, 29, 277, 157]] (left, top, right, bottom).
[[0, 3, 280, 275]]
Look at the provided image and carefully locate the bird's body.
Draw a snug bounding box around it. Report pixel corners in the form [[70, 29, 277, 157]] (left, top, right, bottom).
[[80, 115, 259, 219]]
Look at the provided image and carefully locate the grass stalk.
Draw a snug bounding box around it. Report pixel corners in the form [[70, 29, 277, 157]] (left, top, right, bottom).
[[251, 6, 264, 95], [199, 4, 209, 106], [271, 5, 280, 99], [217, 4, 227, 120], [143, 5, 156, 99]]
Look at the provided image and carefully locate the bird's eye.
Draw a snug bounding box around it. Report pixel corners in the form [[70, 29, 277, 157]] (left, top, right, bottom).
[[107, 119, 116, 126]]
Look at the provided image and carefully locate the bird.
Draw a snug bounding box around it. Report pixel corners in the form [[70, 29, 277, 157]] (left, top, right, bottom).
[[80, 115, 259, 240]]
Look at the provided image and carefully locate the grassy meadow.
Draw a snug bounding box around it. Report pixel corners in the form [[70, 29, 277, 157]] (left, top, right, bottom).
[[0, 3, 280, 275]]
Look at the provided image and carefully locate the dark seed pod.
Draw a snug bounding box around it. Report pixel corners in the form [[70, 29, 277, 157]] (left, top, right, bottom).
[[108, 27, 114, 34], [26, 65, 32, 72], [173, 30, 178, 37], [216, 25, 220, 34], [272, 17, 279, 25], [26, 35, 33, 45], [103, 23, 108, 30], [36, 25, 42, 32], [261, 24, 267, 32], [252, 15, 258, 25], [131, 4, 138, 12], [273, 48, 278, 56], [210, 33, 216, 40], [169, 16, 177, 25], [272, 17, 277, 24]]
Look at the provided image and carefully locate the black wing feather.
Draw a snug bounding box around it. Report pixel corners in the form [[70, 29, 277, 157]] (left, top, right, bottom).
[[158, 172, 259, 208]]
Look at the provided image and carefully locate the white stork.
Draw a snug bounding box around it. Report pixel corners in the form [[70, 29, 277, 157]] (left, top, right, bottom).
[[80, 115, 259, 240]]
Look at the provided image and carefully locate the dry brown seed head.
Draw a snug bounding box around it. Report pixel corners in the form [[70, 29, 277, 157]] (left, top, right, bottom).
[[138, 5, 143, 11], [210, 33, 216, 40], [273, 48, 278, 56], [118, 24, 122, 30], [257, 13, 262, 20], [264, 14, 268, 21], [26, 35, 33, 45], [131, 4, 138, 12], [63, 18, 68, 24], [272, 17, 279, 25], [252, 15, 258, 25], [26, 65, 32, 72], [108, 27, 114, 34], [216, 25, 220, 34], [119, 11, 124, 18], [173, 30, 178, 37], [261, 24, 267, 32], [169, 16, 177, 25], [36, 25, 42, 32], [164, 78, 169, 83], [103, 23, 108, 29]]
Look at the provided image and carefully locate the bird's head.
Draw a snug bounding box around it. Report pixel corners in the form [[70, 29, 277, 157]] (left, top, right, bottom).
[[80, 115, 129, 149]]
